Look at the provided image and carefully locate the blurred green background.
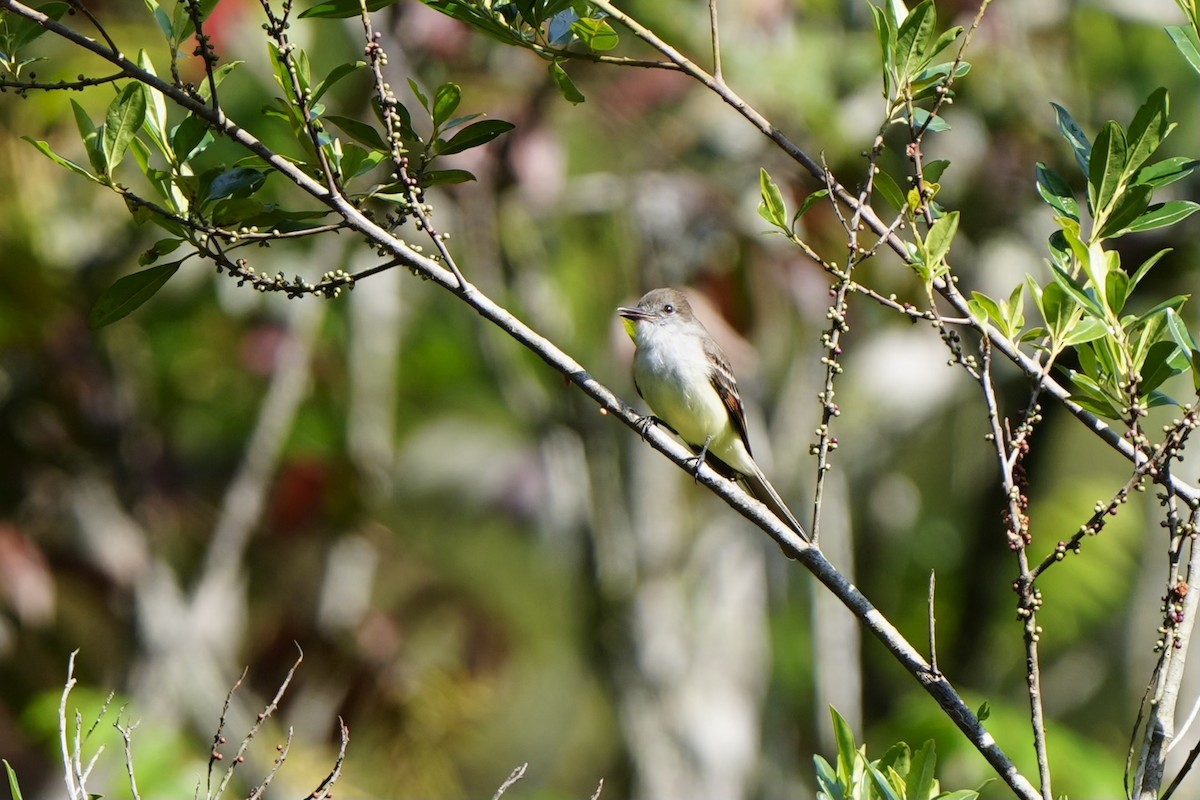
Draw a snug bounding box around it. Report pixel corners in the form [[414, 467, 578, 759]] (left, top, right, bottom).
[[3, 0, 1200, 797]]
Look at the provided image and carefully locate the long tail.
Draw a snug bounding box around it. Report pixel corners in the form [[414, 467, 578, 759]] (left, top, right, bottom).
[[742, 466, 809, 541]]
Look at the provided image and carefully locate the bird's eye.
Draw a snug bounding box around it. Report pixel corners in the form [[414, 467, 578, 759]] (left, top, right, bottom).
[[663, 304, 675, 314]]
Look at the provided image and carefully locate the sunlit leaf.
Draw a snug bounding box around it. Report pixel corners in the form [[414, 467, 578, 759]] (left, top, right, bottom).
[[549, 61, 585, 104], [299, 0, 396, 18], [103, 83, 147, 172], [1051, 102, 1092, 176]]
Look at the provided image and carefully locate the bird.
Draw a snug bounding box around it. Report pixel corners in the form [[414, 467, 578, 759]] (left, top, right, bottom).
[[618, 288, 807, 539]]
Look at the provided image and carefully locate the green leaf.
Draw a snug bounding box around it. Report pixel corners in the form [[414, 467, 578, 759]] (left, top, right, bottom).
[[1088, 120, 1127, 218], [1051, 102, 1092, 176], [549, 61, 585, 104], [830, 707, 857, 787], [70, 99, 107, 174], [311, 60, 366, 103], [907, 740, 937, 800], [1049, 263, 1103, 317], [4, 759, 25, 800], [570, 17, 619, 50], [867, 763, 903, 800], [437, 119, 515, 155], [1062, 317, 1107, 347], [23, 137, 101, 182], [197, 61, 244, 102], [923, 209, 959, 269], [172, 115, 213, 163], [895, 0, 935, 81], [1140, 339, 1183, 394], [432, 83, 462, 129], [204, 167, 266, 202], [7, 1, 69, 50], [1134, 156, 1200, 189], [1120, 201, 1200, 234], [874, 169, 905, 211], [1124, 87, 1169, 177], [144, 0, 174, 42], [420, 168, 477, 186], [103, 82, 148, 172], [299, 0, 396, 17], [968, 292, 1004, 330], [340, 144, 385, 180], [869, 3, 896, 99], [923, 159, 950, 183], [407, 78, 429, 112], [1167, 25, 1200, 76], [795, 188, 830, 221], [137, 50, 169, 153], [911, 107, 949, 133], [1035, 162, 1079, 221], [758, 168, 788, 230], [1128, 248, 1172, 292], [813, 755, 843, 798], [324, 115, 390, 150], [138, 237, 183, 265], [89, 262, 180, 328], [1097, 183, 1153, 239]]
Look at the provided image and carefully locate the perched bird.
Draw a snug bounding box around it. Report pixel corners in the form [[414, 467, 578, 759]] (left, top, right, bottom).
[[618, 288, 807, 539]]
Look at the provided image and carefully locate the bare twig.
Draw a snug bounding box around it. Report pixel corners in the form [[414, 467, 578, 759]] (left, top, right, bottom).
[[491, 763, 528, 800], [589, 777, 605, 800], [59, 650, 80, 800], [114, 717, 143, 800], [247, 727, 294, 800], [707, 0, 722, 82], [928, 570, 940, 678], [307, 718, 349, 800]]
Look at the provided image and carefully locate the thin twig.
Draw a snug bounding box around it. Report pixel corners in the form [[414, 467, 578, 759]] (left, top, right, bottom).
[[491, 763, 528, 800], [114, 717, 143, 800], [246, 727, 293, 800], [928, 570, 940, 678], [707, 0, 722, 83], [59, 650, 79, 800], [307, 718, 349, 800]]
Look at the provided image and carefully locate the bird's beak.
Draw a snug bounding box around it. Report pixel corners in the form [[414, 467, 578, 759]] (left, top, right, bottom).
[[617, 306, 650, 321]]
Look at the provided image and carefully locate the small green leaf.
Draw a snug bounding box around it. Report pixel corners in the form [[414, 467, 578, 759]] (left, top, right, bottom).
[[570, 17, 619, 50], [895, 0, 935, 81], [1051, 102, 1092, 176], [138, 237, 184, 265], [204, 167, 266, 202], [549, 61, 585, 104], [874, 169, 905, 211], [197, 61, 244, 101], [758, 168, 788, 230], [299, 0, 396, 17], [1134, 156, 1200, 189], [1035, 162, 1079, 221], [1088, 120, 1127, 218], [4, 759, 25, 800], [907, 740, 937, 800], [1124, 87, 1169, 177], [1063, 318, 1107, 346], [794, 188, 830, 221], [407, 78, 429, 112], [340, 144, 385, 180], [137, 50, 169, 152], [8, 1, 69, 50], [830, 707, 858, 786], [1120, 200, 1200, 234], [420, 168, 477, 186], [311, 60, 366, 103], [1097, 183, 1153, 239], [437, 119, 515, 155], [923, 209, 959, 269], [923, 159, 950, 183], [70, 99, 107, 174], [23, 137, 101, 182], [103, 82, 148, 172], [1128, 248, 1172, 292], [172, 115, 213, 163], [432, 83, 462, 129], [867, 763, 903, 800], [324, 115, 390, 150], [89, 262, 180, 328], [1167, 25, 1200, 76]]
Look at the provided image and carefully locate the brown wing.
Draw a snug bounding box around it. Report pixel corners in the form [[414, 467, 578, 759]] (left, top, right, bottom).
[[703, 335, 753, 458]]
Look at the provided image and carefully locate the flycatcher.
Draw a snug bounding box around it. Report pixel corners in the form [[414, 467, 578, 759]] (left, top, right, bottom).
[[618, 288, 807, 539]]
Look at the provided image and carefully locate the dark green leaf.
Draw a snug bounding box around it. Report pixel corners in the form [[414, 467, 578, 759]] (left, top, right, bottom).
[[1128, 248, 1172, 292], [976, 701, 990, 721], [1088, 121, 1127, 218], [869, 3, 895, 99], [1049, 263, 1103, 316], [1051, 102, 1092, 176], [172, 115, 213, 163], [1120, 201, 1200, 234], [1134, 156, 1200, 189], [407, 78, 429, 112], [1167, 25, 1200, 76], [324, 115, 389, 150], [103, 83, 148, 172], [172, 0, 220, 40], [549, 61, 585, 104], [1140, 340, 1183, 394], [89, 263, 180, 328], [299, 0, 396, 18], [1035, 162, 1079, 221], [1097, 183, 1152, 239], [340, 144, 385, 180], [70, 99, 107, 174], [420, 168, 477, 186], [1106, 268, 1130, 313], [867, 763, 902, 800], [432, 83, 462, 129], [204, 167, 266, 202], [911, 107, 949, 133], [143, 0, 173, 43], [1124, 87, 1169, 176], [138, 237, 183, 265], [437, 119, 515, 155], [311, 60, 366, 103]]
